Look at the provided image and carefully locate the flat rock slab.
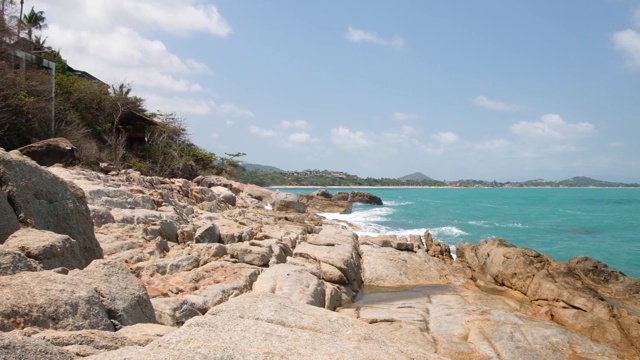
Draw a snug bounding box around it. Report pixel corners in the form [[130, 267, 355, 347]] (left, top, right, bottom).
[[86, 292, 445, 359], [359, 243, 451, 287]]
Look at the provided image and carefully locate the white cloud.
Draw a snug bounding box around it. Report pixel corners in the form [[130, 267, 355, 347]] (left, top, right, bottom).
[[393, 112, 421, 121], [473, 96, 527, 111], [609, 141, 625, 148], [401, 125, 417, 135], [433, 132, 459, 145], [249, 126, 277, 138], [510, 114, 596, 140], [38, 0, 236, 118], [214, 103, 254, 118], [281, 120, 310, 130], [331, 127, 373, 149], [288, 132, 320, 144], [612, 29, 640, 69], [346, 26, 404, 48]]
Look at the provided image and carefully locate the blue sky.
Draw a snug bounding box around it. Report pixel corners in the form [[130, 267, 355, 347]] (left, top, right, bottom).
[[38, 1, 640, 181]]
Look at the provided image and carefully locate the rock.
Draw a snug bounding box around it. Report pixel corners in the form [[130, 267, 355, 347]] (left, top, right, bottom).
[[0, 248, 39, 275], [312, 189, 333, 199], [294, 226, 362, 291], [0, 149, 103, 266], [360, 234, 414, 251], [210, 186, 236, 206], [193, 223, 220, 244], [4, 228, 88, 270], [299, 194, 352, 214], [359, 240, 452, 287], [85, 292, 439, 359], [0, 191, 20, 243], [0, 271, 113, 332], [151, 297, 201, 327], [112, 323, 176, 346], [424, 231, 453, 261], [567, 256, 640, 298], [70, 260, 157, 326], [332, 191, 349, 201], [0, 333, 75, 360], [16, 137, 80, 167], [460, 238, 551, 294], [348, 190, 383, 205], [226, 242, 272, 267], [252, 263, 327, 308]]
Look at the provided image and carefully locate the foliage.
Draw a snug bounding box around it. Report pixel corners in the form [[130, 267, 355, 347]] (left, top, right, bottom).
[[0, 7, 243, 180]]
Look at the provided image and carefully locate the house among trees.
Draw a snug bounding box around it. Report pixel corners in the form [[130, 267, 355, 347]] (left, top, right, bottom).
[[117, 110, 161, 144]]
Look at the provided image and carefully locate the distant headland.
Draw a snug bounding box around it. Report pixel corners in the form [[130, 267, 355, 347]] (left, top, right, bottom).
[[238, 163, 640, 188]]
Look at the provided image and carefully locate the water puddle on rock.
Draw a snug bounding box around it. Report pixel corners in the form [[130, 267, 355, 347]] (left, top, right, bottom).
[[351, 284, 457, 307]]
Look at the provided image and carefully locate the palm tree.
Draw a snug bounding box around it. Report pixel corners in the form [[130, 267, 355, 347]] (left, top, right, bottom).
[[21, 6, 46, 42]]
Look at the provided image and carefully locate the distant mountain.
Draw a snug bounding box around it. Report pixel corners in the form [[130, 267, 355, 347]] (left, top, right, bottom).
[[556, 176, 632, 187], [240, 162, 283, 173], [398, 172, 435, 181]]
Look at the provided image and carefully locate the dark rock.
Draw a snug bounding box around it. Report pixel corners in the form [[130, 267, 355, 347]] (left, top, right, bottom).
[[16, 138, 80, 167], [348, 190, 383, 205]]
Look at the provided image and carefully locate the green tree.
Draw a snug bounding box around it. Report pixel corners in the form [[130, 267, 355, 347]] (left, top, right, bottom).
[[21, 6, 47, 42]]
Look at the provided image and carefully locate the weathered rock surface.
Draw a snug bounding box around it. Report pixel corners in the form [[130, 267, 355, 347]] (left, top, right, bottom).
[[0, 248, 39, 275], [15, 137, 80, 167], [348, 190, 383, 205], [359, 236, 453, 287], [70, 260, 157, 327], [0, 271, 113, 332], [0, 333, 75, 360], [0, 149, 103, 266], [4, 228, 88, 270], [457, 238, 640, 357], [86, 292, 444, 360]]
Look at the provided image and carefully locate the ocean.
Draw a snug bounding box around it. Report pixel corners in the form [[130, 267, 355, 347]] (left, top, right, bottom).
[[273, 187, 640, 279]]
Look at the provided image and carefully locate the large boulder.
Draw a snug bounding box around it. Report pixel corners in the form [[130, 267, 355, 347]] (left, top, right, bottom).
[[348, 190, 383, 205], [359, 238, 452, 287], [16, 137, 80, 167], [0, 149, 102, 266], [70, 260, 157, 327], [293, 225, 362, 291], [0, 271, 113, 332], [0, 334, 75, 360], [252, 263, 328, 308], [4, 228, 88, 270]]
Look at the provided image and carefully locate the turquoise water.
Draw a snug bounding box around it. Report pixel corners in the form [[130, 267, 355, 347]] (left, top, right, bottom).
[[274, 187, 640, 278]]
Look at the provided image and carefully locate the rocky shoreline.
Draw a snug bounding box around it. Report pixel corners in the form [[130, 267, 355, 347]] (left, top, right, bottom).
[[1, 147, 639, 359]]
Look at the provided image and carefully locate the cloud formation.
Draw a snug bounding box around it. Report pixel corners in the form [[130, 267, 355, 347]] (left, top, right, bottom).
[[473, 96, 527, 111], [39, 0, 238, 117], [612, 29, 640, 69], [249, 125, 277, 138], [433, 132, 459, 145], [331, 127, 373, 149], [346, 26, 404, 48], [510, 114, 596, 140], [281, 120, 310, 130]]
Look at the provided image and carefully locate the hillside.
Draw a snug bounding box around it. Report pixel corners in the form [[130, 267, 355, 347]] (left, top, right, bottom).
[[398, 172, 435, 181], [240, 162, 283, 173]]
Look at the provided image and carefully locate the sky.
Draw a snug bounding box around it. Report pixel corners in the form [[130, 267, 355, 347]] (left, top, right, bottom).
[[30, 0, 640, 182]]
